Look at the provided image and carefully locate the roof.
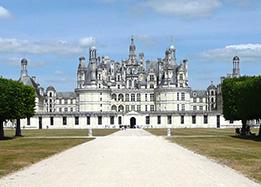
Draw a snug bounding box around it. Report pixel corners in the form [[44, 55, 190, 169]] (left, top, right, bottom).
[[191, 90, 207, 98], [46, 86, 56, 92], [56, 92, 76, 98], [18, 75, 38, 89]]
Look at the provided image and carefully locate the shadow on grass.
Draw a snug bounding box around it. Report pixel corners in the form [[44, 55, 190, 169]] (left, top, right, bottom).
[[0, 136, 16, 141], [231, 135, 261, 142]]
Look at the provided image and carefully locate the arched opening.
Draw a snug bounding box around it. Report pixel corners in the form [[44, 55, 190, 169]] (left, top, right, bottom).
[[118, 105, 124, 112], [118, 94, 124, 101], [111, 105, 117, 111], [112, 94, 117, 101], [130, 117, 136, 128]]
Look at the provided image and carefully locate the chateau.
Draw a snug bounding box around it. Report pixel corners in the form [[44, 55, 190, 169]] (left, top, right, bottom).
[[10, 37, 242, 129]]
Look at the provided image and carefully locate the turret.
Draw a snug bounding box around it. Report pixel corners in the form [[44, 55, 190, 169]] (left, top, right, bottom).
[[21, 58, 28, 77], [89, 47, 97, 82], [129, 36, 136, 64], [232, 56, 240, 77], [77, 56, 86, 88], [164, 45, 176, 65]]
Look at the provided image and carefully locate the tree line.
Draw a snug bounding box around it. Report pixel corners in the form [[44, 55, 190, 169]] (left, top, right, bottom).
[[0, 77, 35, 139], [222, 76, 261, 136]]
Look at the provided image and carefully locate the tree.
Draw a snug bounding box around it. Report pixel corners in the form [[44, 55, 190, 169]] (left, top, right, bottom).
[[0, 78, 35, 139], [15, 85, 35, 136], [222, 76, 261, 136]]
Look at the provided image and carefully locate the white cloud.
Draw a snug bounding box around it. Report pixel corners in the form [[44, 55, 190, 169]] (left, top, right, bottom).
[[0, 37, 96, 55], [141, 0, 221, 18], [79, 37, 96, 47], [200, 43, 261, 61], [0, 6, 11, 19]]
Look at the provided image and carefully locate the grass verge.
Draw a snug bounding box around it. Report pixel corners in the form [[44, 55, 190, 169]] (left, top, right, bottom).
[[4, 128, 119, 137], [0, 138, 91, 177], [146, 128, 261, 183]]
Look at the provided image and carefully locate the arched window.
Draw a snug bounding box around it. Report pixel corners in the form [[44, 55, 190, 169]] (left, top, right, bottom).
[[125, 94, 129, 101], [118, 94, 124, 101], [111, 105, 117, 111], [118, 105, 124, 112], [49, 92, 52, 97], [112, 94, 117, 101]]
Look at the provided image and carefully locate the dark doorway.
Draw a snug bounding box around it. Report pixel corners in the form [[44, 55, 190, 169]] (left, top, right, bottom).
[[130, 117, 136, 128], [39, 117, 42, 129], [216, 115, 220, 128]]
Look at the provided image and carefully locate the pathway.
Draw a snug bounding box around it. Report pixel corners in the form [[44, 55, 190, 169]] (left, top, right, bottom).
[[0, 129, 259, 187]]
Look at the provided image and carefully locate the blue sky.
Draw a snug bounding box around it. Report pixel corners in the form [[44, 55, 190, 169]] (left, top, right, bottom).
[[0, 0, 260, 91]]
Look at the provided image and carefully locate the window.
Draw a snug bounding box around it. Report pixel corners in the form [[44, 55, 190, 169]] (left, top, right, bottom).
[[177, 93, 179, 101], [27, 117, 30, 126], [126, 105, 129, 112], [192, 115, 196, 124], [63, 117, 67, 125], [100, 97, 102, 101], [64, 99, 68, 104], [146, 116, 150, 124], [128, 80, 132, 88], [204, 115, 208, 124], [181, 104, 185, 111], [59, 108, 62, 112], [137, 93, 141, 101], [75, 116, 79, 125], [149, 75, 154, 81], [167, 115, 172, 124], [118, 85, 120, 89], [71, 99, 74, 104], [98, 74, 101, 80], [199, 98, 203, 103], [131, 105, 135, 111], [131, 93, 135, 101], [150, 105, 154, 111], [145, 105, 148, 111], [181, 115, 184, 124], [71, 108, 73, 112], [87, 116, 90, 125], [150, 84, 154, 89], [150, 94, 154, 101], [118, 116, 122, 125], [98, 116, 102, 125], [64, 107, 68, 112], [137, 105, 141, 112], [50, 117, 54, 126], [199, 106, 203, 111], [110, 116, 114, 125], [49, 92, 52, 97], [179, 74, 183, 80], [181, 92, 185, 101], [177, 104, 179, 111], [229, 120, 234, 124], [193, 98, 196, 103], [117, 75, 120, 81], [193, 106, 197, 111], [157, 116, 161, 124], [59, 99, 62, 104], [145, 94, 147, 101], [125, 94, 129, 101]]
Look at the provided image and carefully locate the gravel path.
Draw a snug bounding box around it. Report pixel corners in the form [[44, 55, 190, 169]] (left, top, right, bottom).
[[0, 129, 259, 187]]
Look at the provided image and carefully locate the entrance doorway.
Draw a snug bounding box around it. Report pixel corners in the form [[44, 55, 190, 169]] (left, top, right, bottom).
[[130, 117, 136, 128]]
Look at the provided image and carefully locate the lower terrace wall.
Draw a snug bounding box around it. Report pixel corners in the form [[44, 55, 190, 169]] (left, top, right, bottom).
[[4, 112, 242, 129]]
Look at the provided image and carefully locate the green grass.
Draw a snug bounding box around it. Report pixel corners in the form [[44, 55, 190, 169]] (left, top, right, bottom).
[[0, 128, 118, 178], [0, 138, 91, 177], [146, 128, 261, 183], [4, 128, 119, 137]]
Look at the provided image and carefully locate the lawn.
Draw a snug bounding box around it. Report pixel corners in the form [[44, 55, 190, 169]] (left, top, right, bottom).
[[0, 128, 119, 178], [4, 128, 119, 137], [146, 128, 261, 183]]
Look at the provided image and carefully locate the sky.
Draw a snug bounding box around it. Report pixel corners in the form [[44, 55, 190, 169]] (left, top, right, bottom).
[[0, 0, 260, 91]]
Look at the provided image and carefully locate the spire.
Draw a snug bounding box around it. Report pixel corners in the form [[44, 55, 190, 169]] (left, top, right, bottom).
[[21, 58, 28, 77], [129, 35, 136, 64], [232, 56, 240, 77]]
